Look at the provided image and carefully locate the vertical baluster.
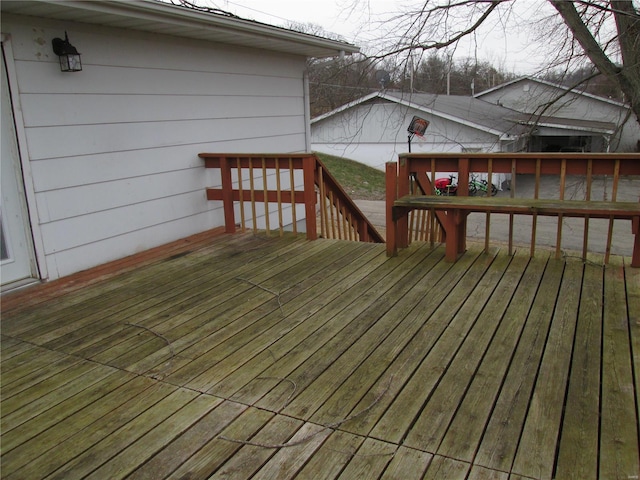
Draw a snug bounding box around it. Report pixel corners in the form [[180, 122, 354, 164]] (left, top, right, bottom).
[[249, 158, 257, 233], [318, 166, 326, 238], [409, 210, 416, 242], [262, 157, 270, 236], [582, 159, 593, 260], [555, 158, 567, 259], [322, 173, 330, 238], [508, 158, 517, 255], [342, 206, 348, 240], [329, 190, 336, 239], [485, 158, 493, 253], [276, 158, 283, 236], [335, 197, 342, 239], [430, 158, 437, 246], [605, 159, 620, 264], [236, 157, 246, 232], [289, 158, 297, 236], [530, 158, 540, 258], [420, 209, 428, 241]]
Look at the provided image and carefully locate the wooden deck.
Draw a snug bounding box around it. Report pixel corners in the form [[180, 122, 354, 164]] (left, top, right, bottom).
[[2, 233, 639, 479]]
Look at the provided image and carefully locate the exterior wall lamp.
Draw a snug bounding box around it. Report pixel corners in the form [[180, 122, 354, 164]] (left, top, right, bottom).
[[51, 32, 82, 72]]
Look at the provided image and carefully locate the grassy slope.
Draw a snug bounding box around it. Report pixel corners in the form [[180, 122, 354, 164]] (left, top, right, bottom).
[[315, 152, 386, 201]]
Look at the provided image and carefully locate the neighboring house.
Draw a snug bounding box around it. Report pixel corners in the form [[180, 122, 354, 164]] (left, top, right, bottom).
[[311, 79, 639, 172], [311, 91, 530, 170], [0, 0, 357, 288], [476, 76, 639, 153]]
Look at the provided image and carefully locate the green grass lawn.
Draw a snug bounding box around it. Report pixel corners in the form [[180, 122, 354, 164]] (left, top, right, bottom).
[[315, 152, 386, 200]]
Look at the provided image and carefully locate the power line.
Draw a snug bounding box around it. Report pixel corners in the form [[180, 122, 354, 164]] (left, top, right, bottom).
[[208, 0, 294, 25]]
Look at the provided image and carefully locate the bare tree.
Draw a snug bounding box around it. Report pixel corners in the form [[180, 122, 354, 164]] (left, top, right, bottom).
[[367, 0, 640, 124], [307, 54, 382, 117], [402, 53, 515, 94]]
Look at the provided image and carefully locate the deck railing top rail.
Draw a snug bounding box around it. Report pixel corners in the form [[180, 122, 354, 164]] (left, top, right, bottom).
[[399, 152, 640, 176]]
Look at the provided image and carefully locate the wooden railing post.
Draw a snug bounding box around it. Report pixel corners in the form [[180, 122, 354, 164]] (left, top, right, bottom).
[[397, 157, 410, 248], [386, 162, 398, 256], [219, 156, 236, 234], [303, 155, 317, 240], [455, 157, 470, 256]]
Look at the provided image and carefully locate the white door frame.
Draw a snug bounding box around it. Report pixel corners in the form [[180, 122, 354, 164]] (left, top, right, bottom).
[[1, 34, 47, 285]]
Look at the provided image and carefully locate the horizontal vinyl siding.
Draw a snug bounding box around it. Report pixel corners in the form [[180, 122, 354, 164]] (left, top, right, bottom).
[[4, 16, 309, 279], [20, 94, 303, 128], [24, 116, 303, 160], [16, 61, 304, 96]]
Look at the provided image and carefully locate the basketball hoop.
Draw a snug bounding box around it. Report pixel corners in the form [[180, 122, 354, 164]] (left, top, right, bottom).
[[407, 115, 429, 152], [408, 116, 429, 137]]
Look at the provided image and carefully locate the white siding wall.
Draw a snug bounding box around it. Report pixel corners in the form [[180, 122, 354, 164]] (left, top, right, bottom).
[[2, 14, 308, 280], [311, 102, 501, 170]]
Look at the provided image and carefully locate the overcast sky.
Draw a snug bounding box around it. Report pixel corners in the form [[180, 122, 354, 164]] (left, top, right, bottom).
[[208, 0, 553, 74]]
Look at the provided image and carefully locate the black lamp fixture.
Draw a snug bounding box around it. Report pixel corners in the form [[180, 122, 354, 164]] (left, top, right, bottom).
[[52, 32, 82, 72]]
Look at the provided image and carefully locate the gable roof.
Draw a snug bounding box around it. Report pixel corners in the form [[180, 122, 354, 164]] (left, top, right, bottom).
[[475, 76, 627, 109], [312, 91, 530, 138], [0, 0, 359, 58]]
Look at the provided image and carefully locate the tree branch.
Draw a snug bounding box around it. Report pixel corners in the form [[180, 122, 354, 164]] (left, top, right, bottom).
[[549, 1, 621, 79], [369, 0, 506, 59]]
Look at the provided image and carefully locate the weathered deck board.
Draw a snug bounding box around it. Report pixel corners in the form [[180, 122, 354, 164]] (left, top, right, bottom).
[[406, 252, 548, 454], [343, 249, 511, 439], [3, 379, 173, 478], [203, 244, 385, 400], [627, 264, 640, 419], [164, 406, 275, 479], [1, 364, 118, 434], [282, 429, 362, 480], [2, 374, 154, 477], [84, 394, 221, 480], [600, 260, 639, 478], [508, 259, 583, 479], [371, 251, 528, 446], [1, 233, 638, 479], [553, 262, 603, 479], [442, 257, 564, 467], [0, 352, 82, 403], [53, 236, 318, 361], [209, 245, 389, 402], [46, 387, 199, 480], [125, 400, 247, 479]]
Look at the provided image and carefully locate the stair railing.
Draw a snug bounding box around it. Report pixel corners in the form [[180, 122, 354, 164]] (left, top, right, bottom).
[[201, 153, 384, 243]]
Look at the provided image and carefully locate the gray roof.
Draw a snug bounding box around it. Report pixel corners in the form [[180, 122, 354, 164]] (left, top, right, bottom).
[[1, 0, 359, 58], [313, 91, 615, 138], [384, 92, 530, 137]]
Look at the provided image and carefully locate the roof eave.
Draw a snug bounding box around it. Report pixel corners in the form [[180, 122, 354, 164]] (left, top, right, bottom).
[[0, 0, 359, 58]]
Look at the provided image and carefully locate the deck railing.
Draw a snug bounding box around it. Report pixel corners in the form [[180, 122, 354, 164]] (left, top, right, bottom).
[[201, 153, 384, 243], [387, 153, 640, 264]]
